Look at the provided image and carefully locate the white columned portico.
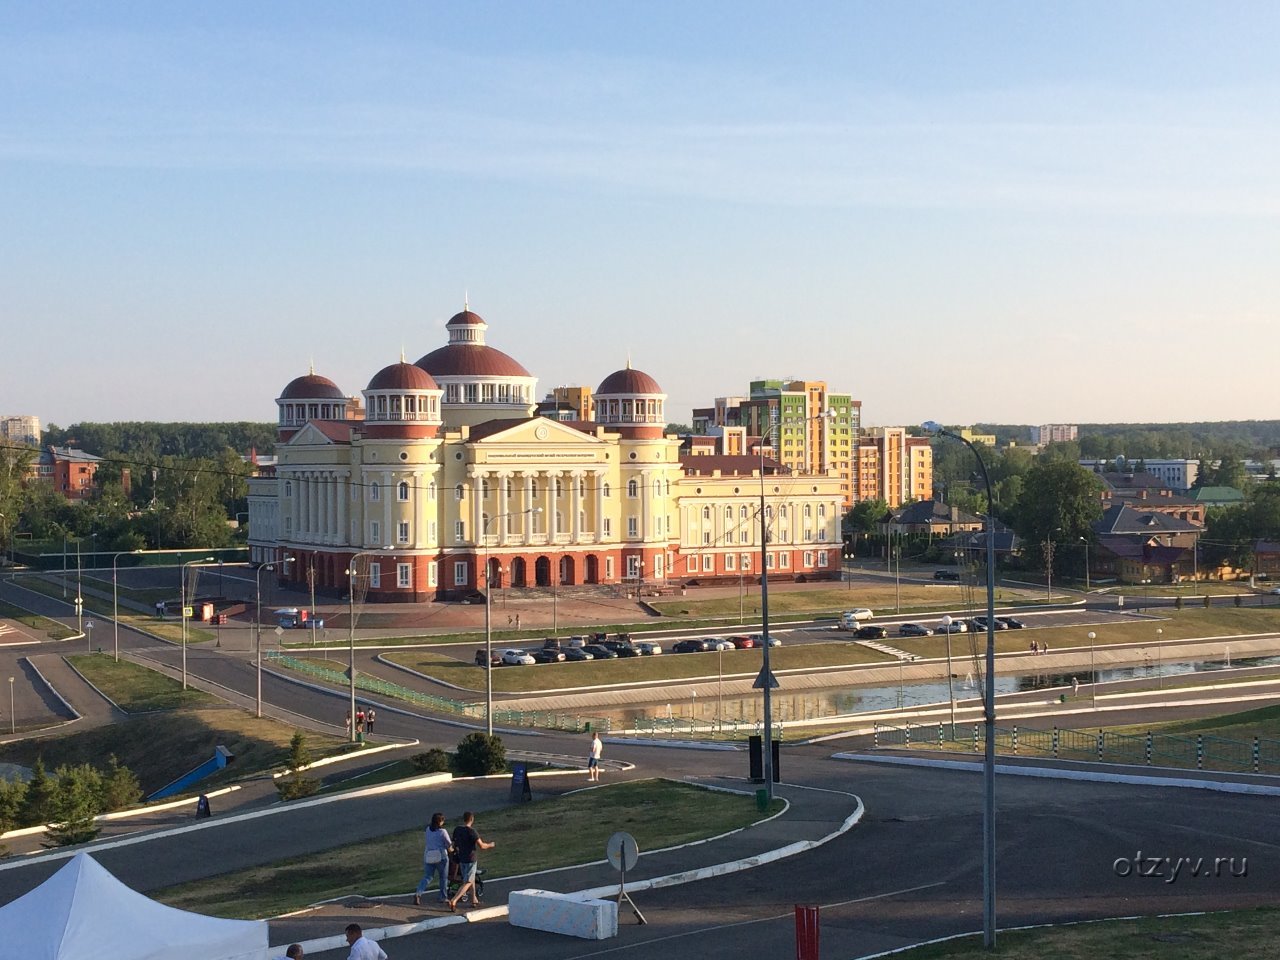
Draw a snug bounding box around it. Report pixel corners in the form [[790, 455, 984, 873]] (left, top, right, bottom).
[[337, 471, 349, 546], [497, 472, 510, 544]]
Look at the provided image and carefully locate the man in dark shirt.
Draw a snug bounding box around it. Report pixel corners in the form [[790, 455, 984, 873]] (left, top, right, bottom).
[[447, 810, 495, 911]]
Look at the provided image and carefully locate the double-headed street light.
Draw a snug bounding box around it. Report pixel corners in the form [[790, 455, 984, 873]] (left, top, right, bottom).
[[256, 558, 293, 718], [483, 507, 541, 736], [346, 549, 389, 743], [180, 556, 216, 690], [924, 420, 997, 950]]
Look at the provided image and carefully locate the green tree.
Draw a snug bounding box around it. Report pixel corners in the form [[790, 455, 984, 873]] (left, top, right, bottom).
[[98, 755, 142, 812], [0, 777, 27, 833], [1012, 461, 1104, 570], [844, 499, 887, 556], [454, 732, 506, 776], [45, 764, 103, 846], [276, 731, 319, 801], [20, 757, 56, 827]]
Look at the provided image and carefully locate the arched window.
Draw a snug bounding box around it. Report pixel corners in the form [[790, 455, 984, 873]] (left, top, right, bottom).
[[740, 505, 748, 519], [804, 504, 812, 519], [702, 506, 711, 520], [398, 481, 410, 501], [725, 506, 732, 519], [555, 478, 563, 498], [454, 484, 464, 500], [603, 483, 611, 498], [627, 479, 638, 498], [818, 504, 826, 518]]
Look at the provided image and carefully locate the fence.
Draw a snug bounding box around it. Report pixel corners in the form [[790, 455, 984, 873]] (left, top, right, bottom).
[[629, 716, 783, 740], [872, 720, 1280, 776], [268, 652, 612, 734]]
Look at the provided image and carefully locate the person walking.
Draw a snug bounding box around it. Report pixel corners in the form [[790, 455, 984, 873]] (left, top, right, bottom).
[[1071, 676, 1080, 698], [355, 708, 366, 734], [447, 811, 494, 912], [588, 731, 603, 782], [366, 707, 376, 734], [344, 924, 386, 960], [414, 812, 452, 906]]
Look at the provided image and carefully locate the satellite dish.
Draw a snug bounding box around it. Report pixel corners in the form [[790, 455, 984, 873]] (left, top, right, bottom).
[[606, 831, 639, 872]]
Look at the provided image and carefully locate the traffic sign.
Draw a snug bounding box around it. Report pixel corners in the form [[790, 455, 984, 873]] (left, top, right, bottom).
[[85, 621, 95, 631], [182, 606, 193, 618]]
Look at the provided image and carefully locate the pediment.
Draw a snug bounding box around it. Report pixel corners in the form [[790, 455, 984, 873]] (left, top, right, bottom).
[[470, 417, 605, 447], [286, 422, 346, 446]]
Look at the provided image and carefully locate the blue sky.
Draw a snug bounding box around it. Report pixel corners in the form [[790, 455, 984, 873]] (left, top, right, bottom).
[[3, 2, 1278, 429]]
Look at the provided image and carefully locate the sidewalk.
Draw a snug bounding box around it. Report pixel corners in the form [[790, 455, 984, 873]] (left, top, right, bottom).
[[272, 774, 862, 958]]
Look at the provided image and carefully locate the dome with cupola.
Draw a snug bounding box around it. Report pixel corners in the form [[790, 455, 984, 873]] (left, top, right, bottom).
[[361, 357, 444, 439], [276, 366, 351, 440], [595, 360, 667, 438]]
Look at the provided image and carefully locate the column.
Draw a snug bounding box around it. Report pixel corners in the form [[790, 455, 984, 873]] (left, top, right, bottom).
[[472, 471, 486, 545], [383, 472, 393, 546], [596, 470, 606, 541], [571, 470, 583, 540], [337, 472, 349, 547], [640, 470, 651, 543], [546, 470, 560, 539], [411, 472, 423, 547], [497, 471, 510, 545], [523, 473, 535, 540]]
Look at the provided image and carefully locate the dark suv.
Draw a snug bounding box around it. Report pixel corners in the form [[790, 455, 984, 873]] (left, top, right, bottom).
[[601, 640, 640, 657], [855, 625, 888, 640], [474, 649, 501, 667], [933, 570, 960, 582]]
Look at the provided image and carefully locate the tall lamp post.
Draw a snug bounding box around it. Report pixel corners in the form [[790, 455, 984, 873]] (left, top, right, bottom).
[[346, 549, 388, 743], [757, 408, 835, 799], [941, 614, 957, 734], [1088, 631, 1097, 706], [111, 549, 143, 663], [1080, 537, 1090, 592], [180, 556, 216, 689], [256, 558, 292, 718], [7, 677, 12, 734], [924, 421, 997, 950], [482, 507, 540, 736]]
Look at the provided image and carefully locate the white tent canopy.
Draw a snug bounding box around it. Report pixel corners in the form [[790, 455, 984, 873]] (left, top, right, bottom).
[[0, 852, 269, 960]]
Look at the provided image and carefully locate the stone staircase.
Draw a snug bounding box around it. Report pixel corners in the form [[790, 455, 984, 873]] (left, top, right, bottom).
[[854, 638, 920, 662]]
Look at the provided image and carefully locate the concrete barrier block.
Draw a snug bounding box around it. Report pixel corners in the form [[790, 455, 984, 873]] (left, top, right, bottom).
[[508, 889, 618, 939]]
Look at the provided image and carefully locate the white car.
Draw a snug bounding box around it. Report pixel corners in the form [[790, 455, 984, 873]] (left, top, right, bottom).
[[635, 641, 664, 655], [838, 609, 874, 630], [752, 633, 782, 647], [702, 637, 732, 651], [501, 649, 536, 666]]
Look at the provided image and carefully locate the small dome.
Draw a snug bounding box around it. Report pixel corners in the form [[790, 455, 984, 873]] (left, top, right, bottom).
[[280, 373, 345, 400], [597, 366, 663, 395], [416, 345, 532, 378], [446, 310, 487, 327], [367, 362, 439, 392]]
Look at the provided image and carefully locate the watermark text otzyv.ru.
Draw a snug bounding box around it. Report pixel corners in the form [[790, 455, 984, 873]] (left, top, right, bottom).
[[1113, 851, 1248, 883]]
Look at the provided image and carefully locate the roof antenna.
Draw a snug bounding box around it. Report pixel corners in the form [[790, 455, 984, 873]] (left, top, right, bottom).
[[626, 348, 632, 370], [464, 289, 469, 312], [309, 357, 315, 375]]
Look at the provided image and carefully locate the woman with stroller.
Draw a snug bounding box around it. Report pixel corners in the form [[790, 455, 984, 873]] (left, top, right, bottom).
[[413, 812, 452, 906]]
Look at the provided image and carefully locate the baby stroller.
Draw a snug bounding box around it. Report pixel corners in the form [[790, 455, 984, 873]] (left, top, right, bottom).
[[447, 847, 486, 903]]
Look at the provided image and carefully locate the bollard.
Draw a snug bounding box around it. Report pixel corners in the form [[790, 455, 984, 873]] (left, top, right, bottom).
[[1254, 736, 1261, 773], [795, 905, 820, 960], [973, 724, 980, 753], [1196, 734, 1203, 770], [1146, 732, 1153, 765], [872, 724, 879, 749], [904, 724, 911, 749], [1012, 725, 1018, 755], [1096, 731, 1104, 762], [938, 723, 944, 749], [1052, 727, 1059, 759]]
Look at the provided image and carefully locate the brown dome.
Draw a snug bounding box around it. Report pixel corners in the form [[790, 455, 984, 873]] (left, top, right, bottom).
[[279, 373, 345, 400], [416, 345, 532, 379], [367, 362, 439, 392], [447, 310, 487, 326], [597, 366, 663, 395]]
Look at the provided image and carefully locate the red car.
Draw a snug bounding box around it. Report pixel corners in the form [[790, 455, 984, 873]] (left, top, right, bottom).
[[729, 635, 755, 649]]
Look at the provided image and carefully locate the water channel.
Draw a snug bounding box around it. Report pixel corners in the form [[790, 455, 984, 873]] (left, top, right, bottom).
[[611, 652, 1280, 728]]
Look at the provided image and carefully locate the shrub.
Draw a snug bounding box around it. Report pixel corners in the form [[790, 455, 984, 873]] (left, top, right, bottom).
[[20, 758, 55, 827], [277, 731, 319, 801], [0, 778, 27, 834], [99, 755, 142, 812], [453, 732, 505, 776], [411, 749, 452, 773]]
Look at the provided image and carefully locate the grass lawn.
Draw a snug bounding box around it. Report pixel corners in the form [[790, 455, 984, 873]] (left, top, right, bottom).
[[0, 598, 75, 640], [67, 654, 214, 712], [10, 575, 218, 643], [376, 642, 895, 694], [0, 704, 351, 796], [888, 909, 1280, 960], [649, 583, 1035, 621], [891, 607, 1280, 661], [154, 778, 780, 919], [1111, 703, 1280, 744]]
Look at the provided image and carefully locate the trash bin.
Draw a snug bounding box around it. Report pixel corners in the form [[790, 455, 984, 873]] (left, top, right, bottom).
[[756, 788, 769, 812], [356, 732, 365, 744]]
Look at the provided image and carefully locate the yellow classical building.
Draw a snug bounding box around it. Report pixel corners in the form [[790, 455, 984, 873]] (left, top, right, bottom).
[[248, 308, 843, 601]]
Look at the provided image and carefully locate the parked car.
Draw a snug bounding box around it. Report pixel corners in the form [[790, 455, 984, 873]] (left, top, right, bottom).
[[566, 635, 588, 648], [729, 635, 756, 649], [855, 625, 888, 640], [971, 616, 1007, 631], [933, 570, 961, 582], [898, 622, 933, 637], [531, 648, 566, 664], [752, 633, 782, 647], [277, 610, 325, 629], [996, 616, 1026, 629], [563, 647, 594, 661], [937, 620, 968, 633], [582, 644, 618, 659], [542, 637, 562, 651], [500, 648, 536, 666], [672, 639, 709, 654], [702, 637, 732, 651], [838, 609, 874, 630], [601, 640, 640, 657], [474, 648, 502, 667], [634, 641, 664, 655]]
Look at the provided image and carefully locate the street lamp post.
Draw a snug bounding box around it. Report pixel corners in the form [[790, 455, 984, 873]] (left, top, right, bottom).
[[255, 559, 292, 718], [482, 508, 540, 736], [7, 677, 12, 734], [757, 408, 835, 800], [1088, 631, 1097, 706], [924, 421, 997, 950], [346, 549, 388, 743], [941, 614, 957, 735], [180, 557, 215, 690], [1080, 537, 1091, 592], [1156, 627, 1163, 688]]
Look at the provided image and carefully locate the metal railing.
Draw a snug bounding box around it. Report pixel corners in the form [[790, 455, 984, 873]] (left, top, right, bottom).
[[872, 721, 1280, 775], [268, 653, 611, 734]]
